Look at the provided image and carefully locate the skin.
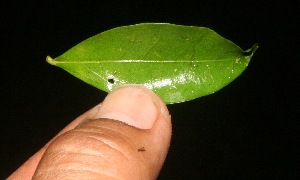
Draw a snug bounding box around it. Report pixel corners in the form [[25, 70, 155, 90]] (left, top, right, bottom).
[[8, 85, 172, 179]]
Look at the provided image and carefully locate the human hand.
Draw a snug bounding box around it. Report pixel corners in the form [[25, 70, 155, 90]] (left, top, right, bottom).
[[8, 85, 172, 179]]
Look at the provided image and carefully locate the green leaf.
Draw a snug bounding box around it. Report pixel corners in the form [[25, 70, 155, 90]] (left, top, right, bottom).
[[46, 23, 258, 104]]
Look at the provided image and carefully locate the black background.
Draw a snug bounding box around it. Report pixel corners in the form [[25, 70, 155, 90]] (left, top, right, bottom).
[[1, 0, 298, 179]]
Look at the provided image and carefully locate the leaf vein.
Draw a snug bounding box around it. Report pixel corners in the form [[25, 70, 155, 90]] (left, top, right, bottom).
[[53, 59, 240, 64]]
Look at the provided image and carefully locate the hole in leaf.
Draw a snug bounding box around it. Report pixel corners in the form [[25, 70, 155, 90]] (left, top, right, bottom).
[[108, 78, 115, 84]]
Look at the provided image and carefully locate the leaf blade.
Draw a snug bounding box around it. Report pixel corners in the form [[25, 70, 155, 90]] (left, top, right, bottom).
[[47, 23, 258, 104]]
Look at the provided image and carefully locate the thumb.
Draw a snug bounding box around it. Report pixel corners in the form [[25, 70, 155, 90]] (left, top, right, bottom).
[[33, 85, 172, 179]]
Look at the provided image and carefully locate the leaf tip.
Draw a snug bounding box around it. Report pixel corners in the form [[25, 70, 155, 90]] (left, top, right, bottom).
[[251, 43, 259, 55], [244, 43, 259, 57], [46, 56, 57, 65]]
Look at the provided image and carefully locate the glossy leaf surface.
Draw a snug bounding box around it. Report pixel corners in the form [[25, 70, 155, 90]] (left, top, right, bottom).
[[47, 23, 258, 104]]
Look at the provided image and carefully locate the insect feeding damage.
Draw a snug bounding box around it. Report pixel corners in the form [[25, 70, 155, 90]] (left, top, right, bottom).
[[108, 78, 115, 84]]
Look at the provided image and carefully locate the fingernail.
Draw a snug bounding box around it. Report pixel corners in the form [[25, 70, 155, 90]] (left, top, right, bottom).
[[95, 85, 161, 129]]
